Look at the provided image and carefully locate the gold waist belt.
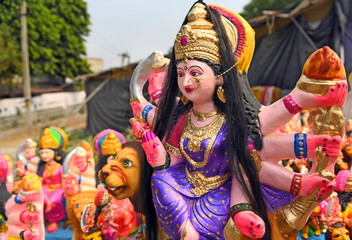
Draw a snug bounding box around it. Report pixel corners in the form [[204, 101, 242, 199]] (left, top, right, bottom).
[[185, 168, 231, 197]]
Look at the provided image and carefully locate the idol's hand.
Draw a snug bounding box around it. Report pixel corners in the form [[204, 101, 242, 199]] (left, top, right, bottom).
[[129, 118, 151, 139], [63, 175, 81, 195], [148, 71, 167, 105], [290, 82, 348, 110], [233, 211, 265, 239], [299, 173, 334, 201], [131, 102, 143, 118], [44, 200, 52, 213], [307, 135, 342, 159], [16, 160, 26, 177], [141, 131, 166, 168]]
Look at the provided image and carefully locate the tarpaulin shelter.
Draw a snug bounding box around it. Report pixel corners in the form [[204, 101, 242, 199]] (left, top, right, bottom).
[[247, 0, 352, 90], [76, 64, 138, 136]]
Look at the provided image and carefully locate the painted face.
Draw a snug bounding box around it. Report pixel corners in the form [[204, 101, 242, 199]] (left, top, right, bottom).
[[39, 149, 55, 162], [99, 147, 141, 200], [177, 60, 220, 105]]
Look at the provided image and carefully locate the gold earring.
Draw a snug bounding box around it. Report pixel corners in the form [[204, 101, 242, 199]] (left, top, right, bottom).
[[217, 86, 226, 103], [181, 95, 188, 105]]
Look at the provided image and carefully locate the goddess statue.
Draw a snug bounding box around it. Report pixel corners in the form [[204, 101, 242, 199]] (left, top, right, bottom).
[[129, 2, 347, 239]]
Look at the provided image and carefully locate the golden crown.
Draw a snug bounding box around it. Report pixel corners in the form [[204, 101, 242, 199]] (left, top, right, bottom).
[[174, 3, 256, 74], [175, 3, 220, 64], [101, 132, 122, 156], [38, 128, 58, 149]]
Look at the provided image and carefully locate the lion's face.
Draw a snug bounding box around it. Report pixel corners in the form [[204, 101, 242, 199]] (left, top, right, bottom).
[[329, 226, 350, 240], [99, 147, 141, 200]]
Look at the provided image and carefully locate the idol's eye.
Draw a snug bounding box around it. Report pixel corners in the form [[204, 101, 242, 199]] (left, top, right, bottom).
[[111, 154, 117, 160], [177, 71, 185, 77], [123, 159, 132, 168], [75, 203, 81, 208], [190, 70, 202, 77]]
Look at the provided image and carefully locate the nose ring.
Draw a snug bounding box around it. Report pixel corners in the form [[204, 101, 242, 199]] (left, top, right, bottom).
[[187, 77, 202, 90]]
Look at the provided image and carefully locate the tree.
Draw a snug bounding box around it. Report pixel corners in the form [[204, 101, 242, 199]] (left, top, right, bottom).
[[0, 0, 91, 82], [241, 0, 303, 20], [0, 23, 22, 97]]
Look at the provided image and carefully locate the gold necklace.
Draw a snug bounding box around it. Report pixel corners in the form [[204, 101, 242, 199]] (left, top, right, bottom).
[[191, 109, 219, 121]]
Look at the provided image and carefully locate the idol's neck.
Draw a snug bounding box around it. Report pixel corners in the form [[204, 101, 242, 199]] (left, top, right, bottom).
[[192, 100, 217, 113]]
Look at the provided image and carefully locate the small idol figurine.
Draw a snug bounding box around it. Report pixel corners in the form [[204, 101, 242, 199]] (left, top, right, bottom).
[[37, 126, 68, 233]]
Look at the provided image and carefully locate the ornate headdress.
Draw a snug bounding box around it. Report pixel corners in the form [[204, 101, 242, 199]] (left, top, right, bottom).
[[93, 129, 125, 156], [174, 3, 255, 74], [38, 126, 68, 151]]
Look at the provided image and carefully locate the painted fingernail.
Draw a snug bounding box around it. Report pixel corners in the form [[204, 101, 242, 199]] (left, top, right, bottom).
[[322, 189, 325, 193], [328, 184, 333, 188], [333, 138, 336, 142], [150, 131, 156, 138], [250, 227, 253, 231], [325, 153, 329, 157], [323, 144, 327, 147], [257, 224, 261, 228], [142, 135, 147, 143], [153, 143, 159, 149], [322, 147, 326, 151], [322, 179, 327, 183], [319, 194, 323, 197], [250, 222, 254, 226], [324, 138, 328, 142], [331, 88, 335, 92], [337, 83, 341, 88]]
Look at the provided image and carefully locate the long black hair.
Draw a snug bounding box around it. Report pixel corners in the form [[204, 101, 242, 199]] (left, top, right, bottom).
[[123, 141, 157, 240], [37, 148, 66, 177], [95, 155, 110, 186], [153, 2, 271, 239]]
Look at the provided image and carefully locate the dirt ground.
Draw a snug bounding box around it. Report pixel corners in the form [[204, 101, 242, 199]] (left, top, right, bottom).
[[0, 114, 87, 160]]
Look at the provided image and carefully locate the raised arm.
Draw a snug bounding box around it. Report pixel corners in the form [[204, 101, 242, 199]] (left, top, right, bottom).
[[259, 80, 348, 136]]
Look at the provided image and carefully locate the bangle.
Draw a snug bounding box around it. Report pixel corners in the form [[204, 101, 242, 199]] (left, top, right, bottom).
[[78, 175, 81, 185], [15, 194, 24, 204], [294, 133, 307, 159], [153, 153, 171, 171], [283, 94, 303, 114], [290, 174, 302, 196], [151, 89, 164, 102], [24, 162, 29, 170], [138, 126, 150, 139], [229, 203, 254, 218], [142, 105, 153, 123]]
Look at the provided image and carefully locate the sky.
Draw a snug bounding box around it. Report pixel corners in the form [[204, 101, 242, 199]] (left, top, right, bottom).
[[85, 0, 250, 70]]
